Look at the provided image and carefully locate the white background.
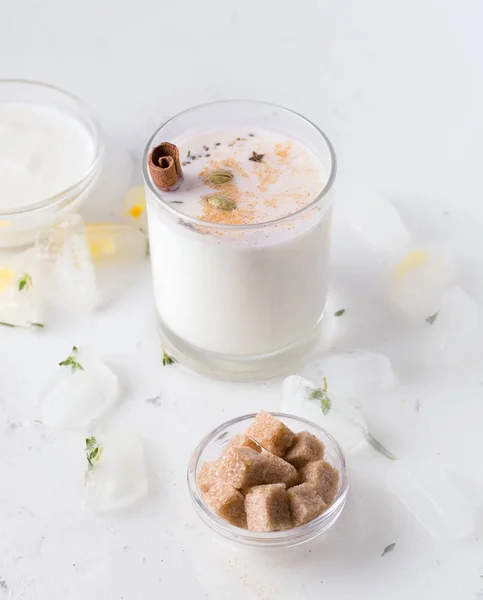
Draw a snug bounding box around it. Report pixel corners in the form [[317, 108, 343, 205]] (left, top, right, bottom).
[[1, 1, 483, 599]]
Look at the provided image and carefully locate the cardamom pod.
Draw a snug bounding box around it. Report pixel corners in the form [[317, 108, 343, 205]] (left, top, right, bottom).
[[203, 169, 234, 185], [206, 195, 236, 211]]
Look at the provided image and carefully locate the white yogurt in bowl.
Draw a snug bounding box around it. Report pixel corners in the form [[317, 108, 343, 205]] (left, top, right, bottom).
[[0, 80, 102, 247], [0, 103, 95, 210], [143, 101, 336, 379]]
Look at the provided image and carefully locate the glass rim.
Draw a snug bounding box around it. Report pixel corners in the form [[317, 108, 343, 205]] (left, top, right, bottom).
[[0, 79, 104, 218], [142, 99, 337, 231], [187, 411, 350, 546]]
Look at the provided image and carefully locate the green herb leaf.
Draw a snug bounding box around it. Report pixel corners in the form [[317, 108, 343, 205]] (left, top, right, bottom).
[[320, 377, 331, 415], [426, 312, 439, 325], [17, 273, 32, 291], [84, 436, 103, 485], [86, 436, 96, 450], [162, 347, 176, 366], [366, 431, 397, 460], [334, 308, 345, 317], [308, 377, 332, 415], [309, 388, 323, 401], [381, 542, 396, 557], [59, 346, 84, 373], [321, 395, 332, 416], [0, 321, 44, 329]]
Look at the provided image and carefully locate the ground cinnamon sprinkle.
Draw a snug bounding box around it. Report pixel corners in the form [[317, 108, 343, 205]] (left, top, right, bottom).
[[196, 169, 264, 225], [264, 189, 308, 211], [221, 158, 249, 179], [200, 158, 249, 180], [182, 134, 323, 228], [274, 141, 292, 163], [291, 185, 317, 206], [263, 197, 279, 209], [199, 202, 259, 226], [203, 180, 240, 197], [244, 145, 286, 193], [254, 161, 282, 192], [197, 159, 264, 225]]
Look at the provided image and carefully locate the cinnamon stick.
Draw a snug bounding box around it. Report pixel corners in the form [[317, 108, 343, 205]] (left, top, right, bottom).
[[148, 142, 184, 191]]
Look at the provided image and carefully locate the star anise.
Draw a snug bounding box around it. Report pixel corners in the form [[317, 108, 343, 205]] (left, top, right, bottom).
[[248, 151, 264, 163]]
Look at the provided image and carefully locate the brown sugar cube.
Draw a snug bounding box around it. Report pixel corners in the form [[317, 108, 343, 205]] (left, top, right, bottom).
[[246, 410, 296, 457], [261, 449, 298, 486], [284, 431, 325, 469], [196, 460, 219, 494], [227, 434, 262, 453], [299, 460, 339, 505], [287, 483, 327, 527], [217, 446, 269, 489], [245, 484, 292, 531], [204, 481, 247, 528]]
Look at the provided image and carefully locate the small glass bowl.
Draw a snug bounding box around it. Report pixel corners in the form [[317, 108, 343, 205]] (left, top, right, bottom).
[[0, 80, 104, 248], [187, 412, 350, 549]]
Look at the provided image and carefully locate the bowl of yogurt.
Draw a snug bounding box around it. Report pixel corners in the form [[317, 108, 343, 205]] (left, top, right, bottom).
[[143, 100, 336, 379], [0, 79, 103, 247]]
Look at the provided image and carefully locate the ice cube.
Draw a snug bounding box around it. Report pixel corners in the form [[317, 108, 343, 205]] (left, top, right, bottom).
[[85, 223, 148, 309], [0, 248, 44, 328], [422, 286, 483, 367], [83, 429, 148, 512], [81, 139, 134, 224], [311, 287, 346, 354], [36, 214, 98, 312], [459, 256, 483, 307], [335, 189, 410, 252], [281, 375, 368, 453], [281, 375, 326, 423], [122, 186, 147, 231], [301, 350, 396, 400], [86, 223, 147, 262], [387, 243, 456, 318], [37, 347, 119, 428], [387, 460, 476, 539]]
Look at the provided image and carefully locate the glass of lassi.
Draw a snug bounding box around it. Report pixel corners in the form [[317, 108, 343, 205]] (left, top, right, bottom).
[[143, 100, 336, 379]]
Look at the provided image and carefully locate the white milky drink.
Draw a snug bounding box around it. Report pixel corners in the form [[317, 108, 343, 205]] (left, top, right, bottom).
[[166, 129, 325, 222], [143, 101, 336, 377]]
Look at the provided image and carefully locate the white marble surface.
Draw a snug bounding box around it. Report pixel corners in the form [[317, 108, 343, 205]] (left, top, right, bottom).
[[1, 1, 483, 598]]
